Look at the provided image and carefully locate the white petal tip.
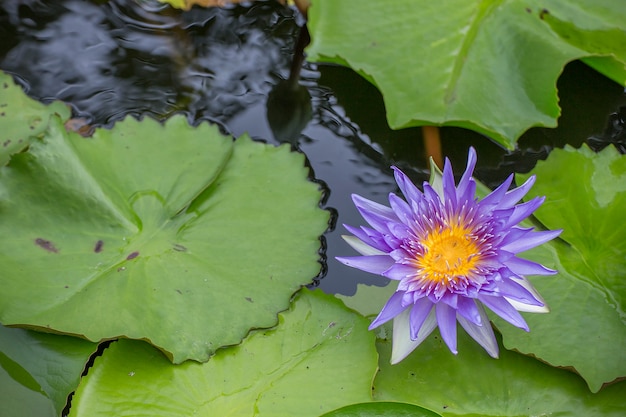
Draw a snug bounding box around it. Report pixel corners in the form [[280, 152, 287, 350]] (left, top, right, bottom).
[[506, 297, 550, 313], [341, 235, 386, 256]]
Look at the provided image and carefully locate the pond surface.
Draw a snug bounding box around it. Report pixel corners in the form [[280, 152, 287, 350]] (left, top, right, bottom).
[[1, 0, 625, 295]]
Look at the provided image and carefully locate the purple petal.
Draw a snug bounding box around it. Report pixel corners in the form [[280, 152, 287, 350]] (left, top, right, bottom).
[[369, 291, 408, 329], [386, 225, 411, 244], [389, 193, 416, 228], [458, 303, 499, 358], [505, 276, 549, 313], [343, 224, 392, 253], [458, 146, 477, 193], [388, 248, 413, 263], [352, 194, 396, 221], [382, 263, 417, 281], [336, 255, 395, 275], [392, 166, 423, 204], [409, 298, 435, 340], [436, 303, 458, 354], [501, 229, 561, 253], [458, 177, 477, 204], [352, 194, 398, 232], [498, 226, 532, 245], [504, 197, 544, 227], [498, 175, 536, 209], [355, 210, 397, 236], [422, 182, 443, 205], [457, 147, 477, 199], [480, 174, 513, 208], [455, 297, 482, 326], [496, 276, 544, 306], [441, 158, 458, 208], [478, 294, 529, 331], [504, 256, 557, 276]]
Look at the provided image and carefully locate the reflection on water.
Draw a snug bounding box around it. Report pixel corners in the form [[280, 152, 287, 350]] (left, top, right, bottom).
[[1, 0, 625, 294], [0, 0, 298, 126]]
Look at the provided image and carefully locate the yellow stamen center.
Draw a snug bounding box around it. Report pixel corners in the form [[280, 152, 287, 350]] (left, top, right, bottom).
[[416, 224, 481, 282]]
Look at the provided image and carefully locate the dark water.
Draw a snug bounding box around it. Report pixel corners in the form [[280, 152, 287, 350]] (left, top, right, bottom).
[[1, 0, 625, 295]]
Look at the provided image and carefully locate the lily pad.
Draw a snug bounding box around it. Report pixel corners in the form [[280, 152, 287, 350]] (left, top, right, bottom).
[[68, 290, 378, 417], [0, 112, 329, 363], [0, 324, 97, 417], [0, 71, 70, 165], [374, 328, 626, 416], [335, 282, 396, 319], [306, 0, 626, 149], [494, 145, 626, 392]]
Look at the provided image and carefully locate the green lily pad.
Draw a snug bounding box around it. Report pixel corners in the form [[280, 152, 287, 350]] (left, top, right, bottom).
[[320, 402, 441, 417], [0, 324, 97, 417], [0, 71, 70, 165], [0, 111, 329, 363], [306, 0, 626, 149], [493, 145, 626, 392], [335, 282, 396, 319], [68, 290, 378, 417], [374, 328, 626, 416]]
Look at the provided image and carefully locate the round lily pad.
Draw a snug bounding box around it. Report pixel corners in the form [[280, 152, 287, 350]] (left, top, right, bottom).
[[0, 113, 329, 363]]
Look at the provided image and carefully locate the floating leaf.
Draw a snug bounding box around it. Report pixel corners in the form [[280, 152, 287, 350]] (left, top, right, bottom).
[[335, 282, 396, 319], [0, 325, 97, 417], [0, 71, 70, 165], [0, 111, 329, 363], [306, 0, 626, 149], [374, 328, 626, 416], [68, 290, 377, 417], [494, 145, 626, 392]]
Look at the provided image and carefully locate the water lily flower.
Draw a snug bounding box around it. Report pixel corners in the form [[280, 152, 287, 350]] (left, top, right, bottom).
[[337, 148, 561, 363]]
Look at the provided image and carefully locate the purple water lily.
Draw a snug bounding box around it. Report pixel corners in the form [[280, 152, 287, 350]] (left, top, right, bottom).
[[337, 148, 561, 363]]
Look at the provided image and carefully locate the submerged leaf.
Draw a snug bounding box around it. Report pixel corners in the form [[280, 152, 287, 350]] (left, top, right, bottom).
[[306, 0, 626, 149], [68, 290, 377, 417], [0, 112, 329, 363]]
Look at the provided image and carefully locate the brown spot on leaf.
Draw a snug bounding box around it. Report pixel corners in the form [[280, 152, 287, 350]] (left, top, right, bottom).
[[65, 117, 95, 137], [176, 289, 183, 295], [126, 251, 139, 260], [539, 8, 549, 19], [35, 238, 59, 253], [2, 82, 7, 89], [117, 266, 126, 272], [245, 297, 253, 303], [94, 240, 104, 253], [3, 140, 10, 147]]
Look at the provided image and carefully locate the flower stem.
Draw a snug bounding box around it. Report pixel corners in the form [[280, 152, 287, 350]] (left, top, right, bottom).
[[422, 125, 443, 169]]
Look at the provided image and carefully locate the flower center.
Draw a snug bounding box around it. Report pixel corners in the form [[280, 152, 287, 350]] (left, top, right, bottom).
[[416, 225, 481, 282]]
